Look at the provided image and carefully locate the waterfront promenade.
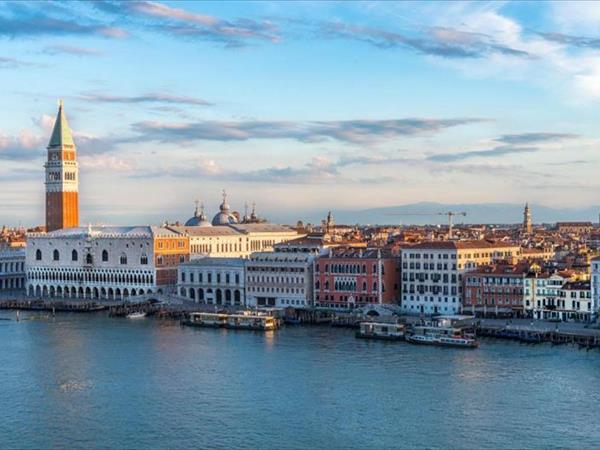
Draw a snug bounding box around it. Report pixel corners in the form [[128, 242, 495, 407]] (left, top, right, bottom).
[[2, 291, 600, 349]]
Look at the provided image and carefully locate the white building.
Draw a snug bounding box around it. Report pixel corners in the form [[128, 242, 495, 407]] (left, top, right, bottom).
[[245, 235, 329, 309], [26, 226, 189, 300], [592, 257, 600, 320], [0, 249, 26, 292], [167, 223, 302, 259], [177, 258, 245, 306], [523, 272, 567, 319], [400, 240, 522, 315]]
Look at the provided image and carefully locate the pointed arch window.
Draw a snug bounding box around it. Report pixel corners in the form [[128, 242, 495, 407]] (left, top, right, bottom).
[[53, 249, 60, 261], [86, 253, 93, 265], [140, 253, 148, 265], [71, 249, 78, 261], [102, 250, 109, 262], [120, 253, 128, 265], [36, 249, 42, 261]]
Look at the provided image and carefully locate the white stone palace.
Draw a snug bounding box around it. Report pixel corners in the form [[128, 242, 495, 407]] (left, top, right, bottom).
[[25, 226, 189, 300]]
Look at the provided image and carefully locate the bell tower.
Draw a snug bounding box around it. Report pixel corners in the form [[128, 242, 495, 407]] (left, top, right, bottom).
[[523, 202, 532, 234], [45, 100, 79, 232]]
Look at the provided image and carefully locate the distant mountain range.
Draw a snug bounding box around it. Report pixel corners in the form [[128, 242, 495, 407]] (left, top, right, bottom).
[[287, 202, 600, 226]]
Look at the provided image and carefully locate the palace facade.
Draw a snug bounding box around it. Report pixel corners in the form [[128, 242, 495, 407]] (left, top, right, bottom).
[[25, 226, 189, 300]]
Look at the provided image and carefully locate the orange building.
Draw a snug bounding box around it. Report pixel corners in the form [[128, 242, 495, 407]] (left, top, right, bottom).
[[154, 234, 190, 286], [45, 100, 79, 232]]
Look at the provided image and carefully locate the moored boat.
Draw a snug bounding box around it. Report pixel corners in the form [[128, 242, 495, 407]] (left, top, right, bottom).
[[406, 325, 479, 349], [182, 312, 228, 328], [225, 314, 277, 331], [126, 311, 147, 319], [182, 311, 278, 331], [355, 322, 405, 341]]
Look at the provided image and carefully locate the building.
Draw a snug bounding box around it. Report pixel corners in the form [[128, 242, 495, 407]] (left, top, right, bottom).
[[0, 249, 26, 292], [556, 222, 594, 234], [314, 247, 400, 309], [523, 203, 532, 234], [245, 234, 330, 308], [45, 100, 79, 232], [177, 258, 245, 306], [400, 240, 522, 315], [167, 223, 301, 259], [25, 226, 189, 300], [556, 281, 592, 322], [592, 257, 600, 320], [463, 262, 529, 317]]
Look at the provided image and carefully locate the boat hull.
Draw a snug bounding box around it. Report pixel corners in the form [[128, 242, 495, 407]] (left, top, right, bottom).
[[355, 332, 405, 341], [406, 335, 479, 349]]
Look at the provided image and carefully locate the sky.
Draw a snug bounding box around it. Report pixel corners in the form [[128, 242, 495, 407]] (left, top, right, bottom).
[[1, 1, 600, 226]]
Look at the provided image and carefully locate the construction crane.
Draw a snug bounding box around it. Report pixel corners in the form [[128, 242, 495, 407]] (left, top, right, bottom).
[[385, 211, 467, 240]]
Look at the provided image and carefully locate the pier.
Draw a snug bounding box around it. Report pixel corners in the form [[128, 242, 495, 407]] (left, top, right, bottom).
[[474, 318, 600, 349]]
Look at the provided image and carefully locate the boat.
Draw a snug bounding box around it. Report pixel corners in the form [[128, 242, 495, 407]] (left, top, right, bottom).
[[355, 322, 405, 341], [406, 325, 479, 349], [182, 312, 228, 328], [226, 314, 278, 331], [182, 311, 278, 331], [126, 311, 147, 319]]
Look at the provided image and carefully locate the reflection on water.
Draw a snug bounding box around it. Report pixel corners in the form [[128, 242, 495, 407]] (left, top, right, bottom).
[[0, 311, 599, 450]]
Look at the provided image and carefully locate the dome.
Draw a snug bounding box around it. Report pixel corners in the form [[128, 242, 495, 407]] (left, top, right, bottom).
[[185, 216, 212, 227], [212, 190, 239, 226], [211, 212, 238, 226], [185, 201, 213, 227]]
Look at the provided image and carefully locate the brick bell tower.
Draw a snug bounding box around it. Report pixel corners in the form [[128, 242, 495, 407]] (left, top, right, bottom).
[[45, 100, 79, 232]]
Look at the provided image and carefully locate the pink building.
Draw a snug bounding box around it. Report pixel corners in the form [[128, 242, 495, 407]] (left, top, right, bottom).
[[314, 247, 400, 309]]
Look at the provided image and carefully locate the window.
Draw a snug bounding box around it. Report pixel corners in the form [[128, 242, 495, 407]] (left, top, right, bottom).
[[36, 249, 42, 261], [120, 253, 128, 265], [86, 253, 93, 264], [140, 253, 148, 265], [71, 249, 78, 261], [102, 250, 109, 262], [53, 249, 60, 261]]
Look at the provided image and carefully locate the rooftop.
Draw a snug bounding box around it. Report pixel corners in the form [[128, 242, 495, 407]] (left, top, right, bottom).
[[181, 257, 246, 268]]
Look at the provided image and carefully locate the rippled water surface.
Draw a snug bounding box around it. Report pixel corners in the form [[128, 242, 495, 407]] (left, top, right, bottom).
[[1, 311, 599, 449]]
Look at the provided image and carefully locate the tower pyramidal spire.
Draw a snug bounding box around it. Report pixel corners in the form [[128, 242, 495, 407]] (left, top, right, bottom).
[[48, 99, 75, 149], [45, 100, 79, 232]]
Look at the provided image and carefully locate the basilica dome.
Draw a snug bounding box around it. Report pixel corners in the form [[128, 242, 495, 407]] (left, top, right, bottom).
[[212, 191, 239, 226], [185, 202, 212, 227]]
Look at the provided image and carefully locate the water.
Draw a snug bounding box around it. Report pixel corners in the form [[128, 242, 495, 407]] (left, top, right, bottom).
[[1, 312, 599, 449]]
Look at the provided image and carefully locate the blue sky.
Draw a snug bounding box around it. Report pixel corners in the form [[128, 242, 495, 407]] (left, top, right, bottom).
[[1, 1, 600, 226]]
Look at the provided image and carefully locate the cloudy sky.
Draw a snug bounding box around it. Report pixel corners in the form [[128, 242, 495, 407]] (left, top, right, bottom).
[[1, 1, 599, 226]]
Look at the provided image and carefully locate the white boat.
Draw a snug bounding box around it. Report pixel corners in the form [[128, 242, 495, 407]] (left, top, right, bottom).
[[126, 311, 147, 319], [406, 325, 478, 348]]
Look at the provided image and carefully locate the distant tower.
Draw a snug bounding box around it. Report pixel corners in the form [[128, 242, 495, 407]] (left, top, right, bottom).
[[45, 100, 79, 232], [523, 203, 532, 234], [325, 211, 334, 234]]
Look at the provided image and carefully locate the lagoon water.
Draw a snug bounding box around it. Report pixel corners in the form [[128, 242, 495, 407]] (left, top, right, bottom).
[[1, 311, 599, 449]]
